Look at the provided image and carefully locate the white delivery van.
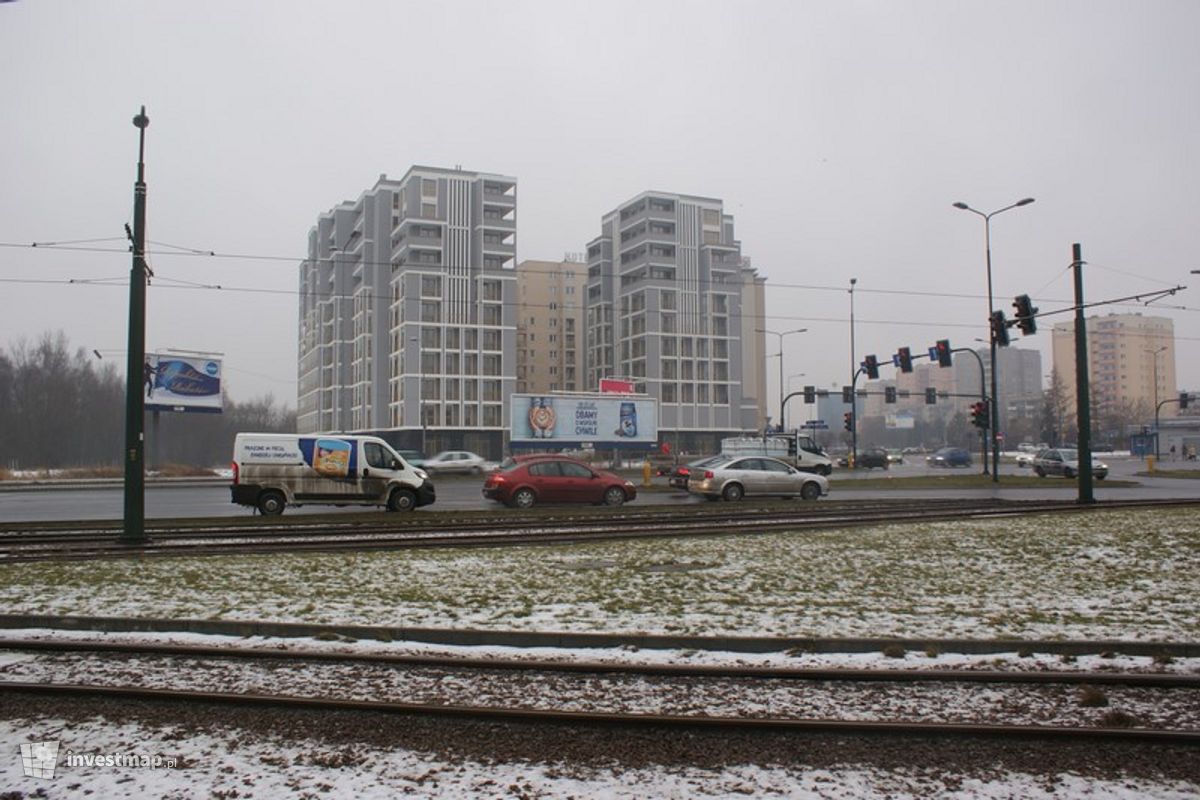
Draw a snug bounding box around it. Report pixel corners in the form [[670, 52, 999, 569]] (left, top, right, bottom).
[[230, 433, 435, 515], [720, 434, 833, 475]]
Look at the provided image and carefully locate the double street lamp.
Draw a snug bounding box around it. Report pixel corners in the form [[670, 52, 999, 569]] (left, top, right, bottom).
[[756, 328, 807, 432], [1146, 346, 1167, 459], [953, 197, 1035, 482]]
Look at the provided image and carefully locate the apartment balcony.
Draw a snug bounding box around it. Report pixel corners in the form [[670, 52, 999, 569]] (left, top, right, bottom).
[[482, 185, 516, 207], [480, 211, 516, 232]]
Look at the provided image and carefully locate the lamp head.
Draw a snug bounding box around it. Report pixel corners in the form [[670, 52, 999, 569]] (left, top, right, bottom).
[[1016, 197, 1035, 207], [952, 202, 969, 210]]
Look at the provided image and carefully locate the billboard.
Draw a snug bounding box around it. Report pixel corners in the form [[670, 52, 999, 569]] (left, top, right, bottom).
[[145, 353, 223, 413], [599, 378, 635, 394], [511, 393, 659, 447]]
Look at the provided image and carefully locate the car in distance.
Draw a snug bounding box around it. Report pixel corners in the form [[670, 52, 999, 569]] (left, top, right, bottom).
[[1031, 448, 1108, 480], [927, 447, 972, 468], [687, 456, 829, 502], [668, 455, 732, 490], [482, 455, 637, 509], [422, 450, 489, 475], [856, 447, 890, 470], [397, 449, 426, 468]]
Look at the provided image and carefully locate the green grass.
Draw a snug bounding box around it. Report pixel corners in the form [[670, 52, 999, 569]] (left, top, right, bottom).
[[1136, 470, 1200, 480], [831, 474, 1140, 489]]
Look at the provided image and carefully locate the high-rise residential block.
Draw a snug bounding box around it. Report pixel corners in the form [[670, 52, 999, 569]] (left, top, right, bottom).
[[515, 258, 587, 394], [298, 167, 517, 457], [584, 191, 765, 451], [1051, 313, 1176, 419]]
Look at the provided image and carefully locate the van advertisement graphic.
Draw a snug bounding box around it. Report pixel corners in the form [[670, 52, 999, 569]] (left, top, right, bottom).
[[299, 437, 357, 479], [510, 394, 658, 447], [145, 353, 223, 413]]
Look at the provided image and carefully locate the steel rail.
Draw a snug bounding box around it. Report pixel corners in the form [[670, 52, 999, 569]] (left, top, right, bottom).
[[2, 498, 1197, 563], [3, 681, 1197, 744], [4, 638, 1198, 687]]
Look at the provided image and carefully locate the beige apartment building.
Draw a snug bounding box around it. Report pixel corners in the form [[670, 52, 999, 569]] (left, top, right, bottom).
[[516, 258, 587, 394], [1051, 313, 1177, 418]]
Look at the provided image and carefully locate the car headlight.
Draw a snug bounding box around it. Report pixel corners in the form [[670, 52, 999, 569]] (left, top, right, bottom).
[[415, 469, 428, 480], [624, 480, 634, 487]]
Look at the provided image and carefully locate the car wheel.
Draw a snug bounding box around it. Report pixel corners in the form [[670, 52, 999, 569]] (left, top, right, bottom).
[[799, 482, 821, 501], [256, 490, 286, 516], [387, 488, 416, 512], [602, 486, 626, 506], [1096, 473, 1107, 481], [1064, 468, 1075, 479], [1035, 466, 1046, 478], [722, 483, 744, 502], [510, 488, 536, 509]]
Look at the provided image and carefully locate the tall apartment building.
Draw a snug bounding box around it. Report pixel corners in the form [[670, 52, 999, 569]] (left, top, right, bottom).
[[954, 346, 1044, 430], [515, 258, 586, 394], [585, 191, 765, 451], [1051, 313, 1177, 418], [298, 167, 517, 457]]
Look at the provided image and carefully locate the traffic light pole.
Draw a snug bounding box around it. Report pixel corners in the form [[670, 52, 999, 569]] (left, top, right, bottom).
[[952, 347, 990, 475]]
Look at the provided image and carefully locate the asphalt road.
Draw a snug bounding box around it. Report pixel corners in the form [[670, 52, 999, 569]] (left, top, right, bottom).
[[0, 456, 1196, 523]]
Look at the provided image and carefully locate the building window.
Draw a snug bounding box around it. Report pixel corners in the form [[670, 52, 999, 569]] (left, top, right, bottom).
[[421, 276, 441, 297], [421, 301, 440, 323]]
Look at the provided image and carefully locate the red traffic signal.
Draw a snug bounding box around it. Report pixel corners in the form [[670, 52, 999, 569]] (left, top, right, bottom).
[[970, 399, 990, 429], [896, 346, 913, 373], [862, 355, 880, 380], [843, 412, 853, 432], [935, 339, 952, 368]]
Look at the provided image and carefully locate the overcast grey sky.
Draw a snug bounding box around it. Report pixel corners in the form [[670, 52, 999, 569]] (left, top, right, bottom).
[[3, 0, 1197, 414]]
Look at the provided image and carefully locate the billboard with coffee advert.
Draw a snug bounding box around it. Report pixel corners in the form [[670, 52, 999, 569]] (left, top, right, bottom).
[[510, 393, 658, 447]]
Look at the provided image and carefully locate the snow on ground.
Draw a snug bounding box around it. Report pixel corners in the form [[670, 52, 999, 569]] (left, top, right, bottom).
[[1, 717, 1197, 799], [0, 508, 1196, 641]]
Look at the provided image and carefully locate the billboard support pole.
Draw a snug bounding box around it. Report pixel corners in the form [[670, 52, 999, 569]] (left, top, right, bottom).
[[122, 107, 149, 545]]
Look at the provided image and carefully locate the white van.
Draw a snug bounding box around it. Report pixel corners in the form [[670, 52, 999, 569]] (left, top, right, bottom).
[[230, 433, 435, 515]]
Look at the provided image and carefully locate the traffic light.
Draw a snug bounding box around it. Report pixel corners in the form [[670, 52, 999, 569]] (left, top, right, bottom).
[[842, 386, 854, 404], [843, 412, 853, 432], [971, 399, 990, 429], [803, 385, 816, 404], [885, 386, 897, 404], [925, 387, 937, 405], [1182, 392, 1190, 410], [1013, 294, 1038, 335], [990, 311, 1011, 347], [896, 346, 913, 373], [862, 354, 880, 380], [934, 339, 953, 368]]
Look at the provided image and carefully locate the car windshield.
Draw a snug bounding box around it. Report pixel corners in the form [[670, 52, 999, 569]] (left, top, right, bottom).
[[1059, 449, 1078, 460]]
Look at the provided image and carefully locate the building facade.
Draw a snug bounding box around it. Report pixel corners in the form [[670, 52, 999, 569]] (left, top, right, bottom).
[[298, 167, 518, 457], [515, 258, 587, 394], [584, 191, 765, 452], [1051, 313, 1177, 421]]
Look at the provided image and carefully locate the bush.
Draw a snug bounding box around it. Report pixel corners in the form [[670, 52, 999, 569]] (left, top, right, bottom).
[[1078, 685, 1109, 707]]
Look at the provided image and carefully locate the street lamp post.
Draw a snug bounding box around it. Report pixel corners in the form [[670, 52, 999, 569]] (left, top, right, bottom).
[[756, 328, 807, 432], [848, 278, 858, 466], [1146, 346, 1167, 459], [953, 197, 1035, 483]]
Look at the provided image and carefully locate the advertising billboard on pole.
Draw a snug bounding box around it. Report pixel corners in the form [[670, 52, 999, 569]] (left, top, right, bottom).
[[511, 393, 658, 448], [145, 353, 223, 413]]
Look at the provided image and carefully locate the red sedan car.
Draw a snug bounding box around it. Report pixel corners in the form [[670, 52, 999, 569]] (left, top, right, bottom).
[[482, 455, 637, 509]]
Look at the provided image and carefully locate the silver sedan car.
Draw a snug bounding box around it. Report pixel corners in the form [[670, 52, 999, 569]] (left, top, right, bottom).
[[687, 456, 829, 502]]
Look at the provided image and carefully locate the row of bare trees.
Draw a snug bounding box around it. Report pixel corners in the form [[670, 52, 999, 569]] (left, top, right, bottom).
[[0, 332, 294, 470]]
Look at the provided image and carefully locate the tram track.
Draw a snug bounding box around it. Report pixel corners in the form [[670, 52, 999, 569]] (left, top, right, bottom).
[[1, 497, 1196, 563], [1, 638, 1197, 744]]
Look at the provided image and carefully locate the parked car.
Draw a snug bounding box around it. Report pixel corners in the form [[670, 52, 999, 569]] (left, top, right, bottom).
[[668, 455, 732, 490], [1031, 448, 1108, 480], [687, 456, 829, 502], [856, 447, 890, 469], [1014, 451, 1036, 469], [397, 449, 426, 468], [927, 447, 972, 468], [422, 450, 489, 475], [482, 455, 637, 509]]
